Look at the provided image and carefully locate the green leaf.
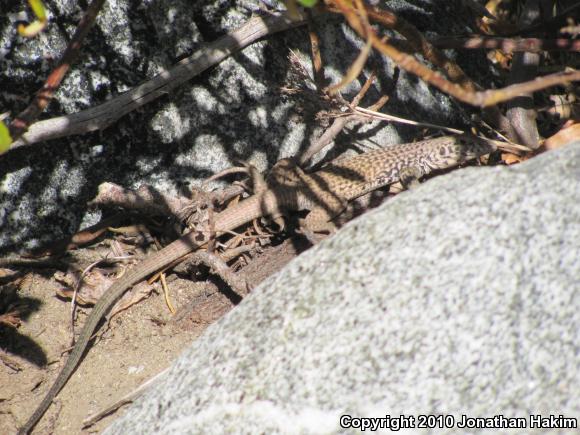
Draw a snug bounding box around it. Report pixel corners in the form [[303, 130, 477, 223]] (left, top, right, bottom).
[[0, 121, 13, 154], [18, 0, 48, 37], [30, 0, 47, 21], [297, 0, 318, 7]]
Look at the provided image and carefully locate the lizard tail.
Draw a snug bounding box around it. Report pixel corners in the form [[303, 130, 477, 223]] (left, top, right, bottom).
[[17, 271, 133, 434], [18, 238, 194, 434]]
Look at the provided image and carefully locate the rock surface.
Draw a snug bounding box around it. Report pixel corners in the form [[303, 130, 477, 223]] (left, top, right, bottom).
[[0, 0, 483, 253], [105, 144, 580, 434]]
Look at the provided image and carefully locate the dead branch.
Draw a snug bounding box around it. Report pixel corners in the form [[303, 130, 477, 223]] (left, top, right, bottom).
[[328, 0, 580, 108], [364, 4, 476, 91], [184, 251, 251, 297], [7, 12, 307, 150], [90, 182, 191, 219], [82, 368, 169, 428], [505, 5, 542, 149]]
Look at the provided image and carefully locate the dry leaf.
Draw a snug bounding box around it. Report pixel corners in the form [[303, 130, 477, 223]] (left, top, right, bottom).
[[501, 152, 525, 165], [544, 123, 580, 150]]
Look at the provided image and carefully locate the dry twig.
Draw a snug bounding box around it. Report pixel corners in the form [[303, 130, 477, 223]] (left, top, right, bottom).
[[184, 251, 251, 297], [329, 0, 580, 107]]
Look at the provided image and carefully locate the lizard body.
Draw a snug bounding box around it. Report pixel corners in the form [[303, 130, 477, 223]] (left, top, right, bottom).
[[19, 134, 497, 434]]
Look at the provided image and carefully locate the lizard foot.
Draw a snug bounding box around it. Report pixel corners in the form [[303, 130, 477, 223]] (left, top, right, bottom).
[[399, 166, 424, 190]]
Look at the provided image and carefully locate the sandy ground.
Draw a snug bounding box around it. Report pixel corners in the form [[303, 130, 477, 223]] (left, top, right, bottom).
[[1, 233, 309, 434]]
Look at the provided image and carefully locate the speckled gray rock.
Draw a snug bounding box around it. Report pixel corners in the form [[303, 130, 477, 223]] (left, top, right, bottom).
[[0, 0, 484, 253], [105, 144, 580, 435]]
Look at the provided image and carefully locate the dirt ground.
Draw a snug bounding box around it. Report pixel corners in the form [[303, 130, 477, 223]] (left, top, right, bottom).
[[0, 233, 310, 434]]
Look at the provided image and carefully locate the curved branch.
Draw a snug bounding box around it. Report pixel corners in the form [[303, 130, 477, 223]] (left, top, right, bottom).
[[9, 12, 306, 149]]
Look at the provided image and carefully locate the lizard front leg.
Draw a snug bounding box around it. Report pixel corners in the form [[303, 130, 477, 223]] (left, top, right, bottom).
[[398, 166, 425, 190]]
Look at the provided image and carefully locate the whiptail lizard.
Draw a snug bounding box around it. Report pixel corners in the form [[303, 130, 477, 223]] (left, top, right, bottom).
[[19, 134, 504, 434]]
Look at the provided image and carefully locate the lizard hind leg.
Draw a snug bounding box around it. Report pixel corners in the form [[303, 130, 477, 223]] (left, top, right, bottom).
[[297, 203, 344, 244], [302, 205, 342, 233], [246, 163, 269, 194], [262, 158, 309, 231]]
